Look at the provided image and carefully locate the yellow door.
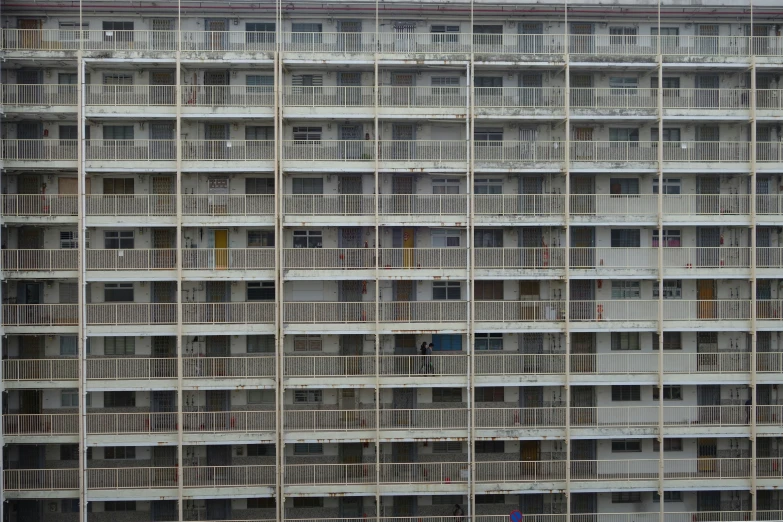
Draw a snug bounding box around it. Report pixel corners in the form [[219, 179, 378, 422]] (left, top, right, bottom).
[[520, 440, 540, 478], [403, 227, 414, 268], [214, 230, 228, 269], [697, 438, 717, 473]]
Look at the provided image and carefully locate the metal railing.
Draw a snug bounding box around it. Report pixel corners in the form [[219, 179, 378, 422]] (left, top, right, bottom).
[[282, 32, 375, 53], [1, 139, 78, 160], [285, 355, 375, 377], [378, 194, 468, 215], [86, 303, 176, 325], [473, 141, 563, 163], [86, 84, 175, 105], [2, 358, 78, 380], [286, 463, 376, 485], [88, 467, 177, 489], [3, 414, 79, 435], [378, 301, 468, 322], [85, 139, 175, 160], [379, 248, 466, 269], [2, 304, 79, 326], [181, 30, 275, 52], [2, 84, 77, 105], [378, 86, 468, 108], [475, 247, 566, 269], [379, 462, 469, 483], [282, 140, 376, 161], [1, 194, 78, 216], [182, 140, 274, 161], [86, 194, 176, 216], [284, 248, 375, 270], [284, 194, 376, 215], [4, 469, 78, 490], [86, 249, 177, 270], [475, 460, 565, 482], [475, 87, 564, 108], [285, 410, 375, 431], [284, 302, 375, 323], [183, 356, 275, 378], [474, 301, 565, 322], [87, 412, 177, 434], [474, 194, 565, 215], [182, 302, 274, 324], [182, 194, 274, 215], [662, 88, 750, 109], [379, 140, 467, 162], [380, 408, 469, 430], [476, 407, 566, 428], [2, 249, 78, 271], [474, 354, 565, 375], [284, 86, 374, 107], [379, 354, 467, 376], [182, 248, 275, 270], [571, 88, 657, 109], [183, 465, 275, 487], [182, 410, 275, 432], [183, 85, 273, 106], [87, 358, 177, 379]]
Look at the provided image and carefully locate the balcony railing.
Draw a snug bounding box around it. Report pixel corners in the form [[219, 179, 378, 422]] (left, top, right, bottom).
[[3, 358, 78, 380], [87, 412, 177, 434], [2, 29, 179, 52], [571, 88, 657, 109], [86, 303, 176, 325], [285, 409, 375, 431], [377, 194, 468, 215], [378, 86, 468, 108], [4, 469, 78, 490], [86, 249, 176, 270], [2, 84, 77, 105], [662, 88, 750, 109], [183, 410, 275, 432], [475, 87, 564, 109], [183, 248, 275, 270], [182, 194, 274, 215], [284, 302, 375, 323], [378, 301, 468, 322], [3, 414, 79, 436], [181, 30, 275, 52], [183, 465, 275, 487], [87, 357, 177, 379], [2, 249, 78, 271], [379, 354, 468, 376], [1, 139, 77, 160], [476, 407, 566, 428], [380, 408, 469, 430], [286, 355, 375, 377], [282, 140, 376, 161], [2, 304, 78, 326], [474, 301, 565, 322], [474, 194, 565, 215], [284, 248, 375, 270], [86, 84, 175, 105], [183, 85, 273, 106], [182, 140, 274, 161], [284, 86, 374, 107], [1, 194, 78, 216], [474, 141, 563, 163], [284, 194, 376, 215], [182, 302, 274, 324], [286, 463, 376, 485], [85, 139, 175, 160], [183, 356, 275, 378], [88, 467, 177, 489], [475, 247, 566, 269], [379, 248, 466, 269], [474, 354, 565, 375], [282, 32, 375, 53], [86, 194, 176, 216], [378, 140, 467, 162]]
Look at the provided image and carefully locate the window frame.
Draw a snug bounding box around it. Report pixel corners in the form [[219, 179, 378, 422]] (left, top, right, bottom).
[[104, 282, 134, 303], [611, 385, 641, 401], [433, 281, 462, 300], [475, 332, 503, 351]]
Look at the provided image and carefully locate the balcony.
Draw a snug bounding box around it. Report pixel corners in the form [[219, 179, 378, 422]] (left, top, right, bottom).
[[85, 84, 176, 116], [1, 194, 78, 222], [2, 358, 79, 382], [182, 248, 275, 276], [3, 414, 79, 443], [183, 355, 275, 380], [3, 469, 78, 492], [474, 141, 563, 170], [182, 140, 274, 170], [87, 357, 177, 381], [86, 249, 177, 278], [182, 302, 275, 331], [2, 249, 78, 276], [475, 87, 564, 118], [2, 304, 79, 332], [86, 194, 175, 225], [2, 84, 77, 112], [182, 194, 275, 224], [1, 139, 77, 169], [86, 303, 176, 328]]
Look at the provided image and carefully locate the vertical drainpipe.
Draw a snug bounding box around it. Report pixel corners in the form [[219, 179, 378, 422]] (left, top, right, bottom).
[[655, 2, 665, 518], [77, 0, 87, 518], [275, 0, 284, 519], [467, 0, 475, 517], [749, 1, 758, 516], [563, 1, 572, 515], [175, 1, 184, 520], [373, 0, 381, 517]]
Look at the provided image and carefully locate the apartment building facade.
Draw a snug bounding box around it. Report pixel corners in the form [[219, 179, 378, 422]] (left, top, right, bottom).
[[1, 0, 783, 520]]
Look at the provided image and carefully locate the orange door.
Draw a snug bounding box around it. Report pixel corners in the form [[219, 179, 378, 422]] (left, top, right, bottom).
[[214, 230, 228, 269], [697, 279, 715, 319]]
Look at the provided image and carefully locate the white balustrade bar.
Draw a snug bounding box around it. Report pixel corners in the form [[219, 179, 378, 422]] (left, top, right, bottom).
[[86, 303, 176, 325], [1, 194, 78, 216], [183, 410, 275, 432], [182, 302, 274, 324], [2, 249, 77, 271], [183, 356, 275, 377], [86, 249, 176, 270], [2, 304, 79, 326], [3, 414, 79, 435], [2, 84, 77, 105], [87, 357, 177, 379], [182, 248, 275, 270]]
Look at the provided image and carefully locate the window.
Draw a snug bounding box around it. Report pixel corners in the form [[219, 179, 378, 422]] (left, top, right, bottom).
[[473, 24, 503, 45], [59, 21, 88, 41], [611, 229, 640, 247], [653, 491, 683, 502], [653, 178, 681, 195], [245, 126, 274, 141], [104, 283, 134, 302], [105, 446, 136, 459], [651, 127, 681, 143], [475, 76, 503, 88], [292, 126, 322, 142], [611, 439, 642, 452], [432, 178, 460, 194], [432, 76, 460, 97], [102, 73, 133, 86], [294, 335, 322, 352], [653, 281, 683, 300], [59, 72, 78, 85], [105, 337, 135, 356], [433, 496, 464, 505], [474, 229, 503, 248], [246, 22, 275, 44], [475, 441, 505, 453], [291, 23, 322, 45], [476, 495, 505, 504], [612, 492, 642, 503], [431, 229, 461, 247], [652, 229, 681, 247], [247, 335, 275, 353], [474, 178, 503, 195], [105, 501, 136, 512], [294, 390, 322, 404], [475, 281, 504, 301], [246, 177, 274, 195], [247, 444, 276, 457], [59, 125, 78, 143], [248, 497, 276, 509], [104, 391, 135, 407], [653, 385, 683, 400], [651, 76, 681, 90], [611, 385, 641, 401], [431, 25, 459, 43], [61, 389, 79, 407], [652, 27, 680, 49], [58, 231, 78, 249], [475, 387, 505, 402], [293, 498, 323, 508], [247, 230, 275, 248], [609, 77, 638, 94], [433, 441, 462, 453], [611, 332, 640, 351], [246, 75, 274, 95], [103, 178, 134, 195], [609, 128, 639, 142], [60, 444, 79, 460], [293, 230, 322, 248], [652, 332, 683, 350], [293, 443, 323, 455], [609, 26, 637, 44], [248, 282, 275, 301], [609, 178, 639, 195], [475, 333, 503, 351], [474, 127, 503, 145], [248, 389, 275, 404], [292, 177, 323, 194], [433, 388, 462, 402], [61, 500, 80, 513], [104, 230, 134, 249], [60, 336, 77, 356], [653, 438, 684, 452], [433, 281, 462, 300], [611, 281, 640, 299], [103, 125, 134, 140]]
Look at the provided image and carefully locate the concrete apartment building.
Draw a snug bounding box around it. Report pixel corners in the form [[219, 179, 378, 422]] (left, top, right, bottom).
[[1, 0, 782, 520]]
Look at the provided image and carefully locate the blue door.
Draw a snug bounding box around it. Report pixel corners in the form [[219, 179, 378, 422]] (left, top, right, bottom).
[[431, 334, 462, 351]]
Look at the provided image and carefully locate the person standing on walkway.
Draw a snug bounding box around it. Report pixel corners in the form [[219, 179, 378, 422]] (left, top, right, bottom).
[[419, 342, 429, 374]]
